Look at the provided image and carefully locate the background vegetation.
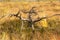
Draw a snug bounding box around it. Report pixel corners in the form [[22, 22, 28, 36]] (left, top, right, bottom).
[[0, 0, 60, 2], [0, 1, 60, 40]]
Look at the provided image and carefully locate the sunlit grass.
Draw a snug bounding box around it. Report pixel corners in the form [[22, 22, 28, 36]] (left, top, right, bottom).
[[0, 16, 60, 40], [0, 1, 60, 40]]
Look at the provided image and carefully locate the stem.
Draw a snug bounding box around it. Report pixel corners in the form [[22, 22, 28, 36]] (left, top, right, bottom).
[[21, 20, 24, 30]]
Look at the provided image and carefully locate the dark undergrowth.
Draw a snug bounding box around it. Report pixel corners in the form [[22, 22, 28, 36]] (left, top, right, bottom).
[[0, 17, 60, 40]]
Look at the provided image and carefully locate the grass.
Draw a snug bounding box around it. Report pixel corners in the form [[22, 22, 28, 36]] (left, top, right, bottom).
[[0, 16, 60, 40], [0, 1, 60, 40]]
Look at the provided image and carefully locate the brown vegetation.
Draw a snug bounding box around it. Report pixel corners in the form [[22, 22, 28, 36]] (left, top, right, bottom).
[[0, 1, 60, 40]]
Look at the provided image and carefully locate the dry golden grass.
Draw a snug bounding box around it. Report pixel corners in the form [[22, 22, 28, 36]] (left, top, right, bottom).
[[0, 1, 60, 27], [0, 1, 60, 40]]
